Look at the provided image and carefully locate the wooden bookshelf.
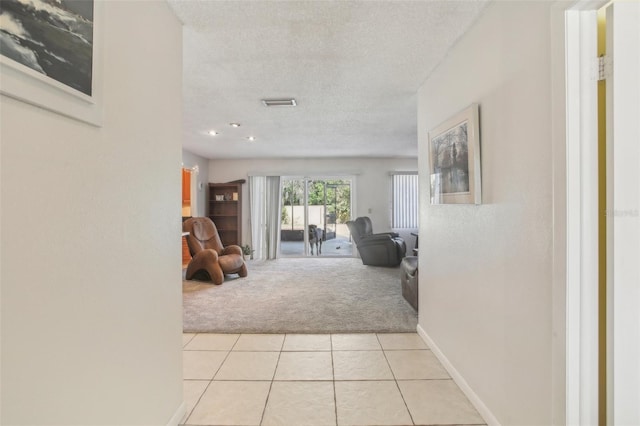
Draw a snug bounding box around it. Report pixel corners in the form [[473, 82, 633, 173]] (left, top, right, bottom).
[[208, 182, 242, 247]]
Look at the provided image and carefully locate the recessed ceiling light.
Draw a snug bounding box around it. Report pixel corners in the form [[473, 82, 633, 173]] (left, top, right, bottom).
[[229, 123, 241, 128], [247, 136, 256, 142], [208, 130, 218, 136], [262, 99, 297, 107]]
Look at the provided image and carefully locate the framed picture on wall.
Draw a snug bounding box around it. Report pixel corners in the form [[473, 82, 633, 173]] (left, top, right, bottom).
[[428, 103, 481, 204], [0, 0, 102, 126]]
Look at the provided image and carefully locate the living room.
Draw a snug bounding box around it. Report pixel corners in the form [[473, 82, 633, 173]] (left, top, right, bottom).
[[182, 156, 419, 254]]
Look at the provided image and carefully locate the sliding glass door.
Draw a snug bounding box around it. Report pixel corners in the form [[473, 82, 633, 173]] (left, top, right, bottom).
[[280, 177, 353, 257]]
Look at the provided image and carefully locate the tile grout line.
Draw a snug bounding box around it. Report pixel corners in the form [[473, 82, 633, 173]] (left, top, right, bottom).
[[182, 333, 196, 348], [183, 333, 240, 425], [377, 333, 416, 426], [330, 334, 339, 426], [258, 333, 287, 426]]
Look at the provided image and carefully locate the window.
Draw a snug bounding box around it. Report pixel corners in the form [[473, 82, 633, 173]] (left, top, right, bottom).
[[392, 173, 419, 228]]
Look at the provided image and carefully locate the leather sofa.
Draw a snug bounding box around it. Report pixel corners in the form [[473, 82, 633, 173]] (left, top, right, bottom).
[[346, 216, 406, 267], [401, 256, 418, 311]]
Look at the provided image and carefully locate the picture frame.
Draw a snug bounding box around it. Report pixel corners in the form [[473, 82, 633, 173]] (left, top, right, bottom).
[[0, 0, 103, 126], [428, 103, 481, 205]]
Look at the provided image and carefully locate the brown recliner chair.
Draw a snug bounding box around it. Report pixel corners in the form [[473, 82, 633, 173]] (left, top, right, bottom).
[[183, 217, 247, 285]]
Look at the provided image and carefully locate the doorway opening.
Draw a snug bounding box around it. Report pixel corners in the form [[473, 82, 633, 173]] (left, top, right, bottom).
[[280, 177, 354, 257]]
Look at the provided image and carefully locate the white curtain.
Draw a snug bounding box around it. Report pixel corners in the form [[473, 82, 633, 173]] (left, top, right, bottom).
[[249, 176, 282, 260], [189, 166, 199, 217], [265, 176, 282, 259]]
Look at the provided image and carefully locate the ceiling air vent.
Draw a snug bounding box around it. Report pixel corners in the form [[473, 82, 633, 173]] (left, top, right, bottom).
[[262, 99, 297, 107]]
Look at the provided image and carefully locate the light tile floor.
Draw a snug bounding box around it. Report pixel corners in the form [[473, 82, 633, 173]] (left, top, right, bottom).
[[182, 333, 486, 426]]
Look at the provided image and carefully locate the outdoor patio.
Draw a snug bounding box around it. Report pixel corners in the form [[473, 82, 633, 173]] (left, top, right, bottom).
[[280, 224, 353, 257]]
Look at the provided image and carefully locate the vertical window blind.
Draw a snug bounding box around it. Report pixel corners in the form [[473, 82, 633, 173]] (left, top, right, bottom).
[[392, 173, 419, 228]]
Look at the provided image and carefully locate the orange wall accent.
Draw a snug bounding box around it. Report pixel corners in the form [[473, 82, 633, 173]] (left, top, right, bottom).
[[182, 169, 191, 204]]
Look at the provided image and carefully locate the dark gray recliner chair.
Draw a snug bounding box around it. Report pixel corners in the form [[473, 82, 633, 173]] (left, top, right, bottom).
[[346, 216, 406, 267], [401, 256, 418, 311]]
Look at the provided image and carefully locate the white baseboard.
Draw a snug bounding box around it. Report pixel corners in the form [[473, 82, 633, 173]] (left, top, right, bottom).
[[167, 401, 187, 426], [416, 324, 501, 426]]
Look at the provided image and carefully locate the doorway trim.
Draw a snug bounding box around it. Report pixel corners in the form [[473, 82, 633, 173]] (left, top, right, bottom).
[[559, 1, 608, 425], [279, 175, 356, 258]]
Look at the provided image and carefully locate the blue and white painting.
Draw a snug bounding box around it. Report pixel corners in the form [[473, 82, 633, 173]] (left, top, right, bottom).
[[0, 0, 94, 96]]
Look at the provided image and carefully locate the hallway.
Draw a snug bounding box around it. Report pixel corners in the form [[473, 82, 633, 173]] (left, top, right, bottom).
[[182, 333, 485, 425]]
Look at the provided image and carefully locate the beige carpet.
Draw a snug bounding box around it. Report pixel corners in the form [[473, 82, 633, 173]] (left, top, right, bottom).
[[183, 257, 417, 333]]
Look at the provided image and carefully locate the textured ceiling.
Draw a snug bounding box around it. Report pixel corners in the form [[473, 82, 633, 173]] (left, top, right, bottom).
[[167, 0, 489, 159]]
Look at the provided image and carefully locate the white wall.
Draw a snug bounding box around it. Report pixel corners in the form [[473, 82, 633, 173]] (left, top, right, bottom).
[[182, 149, 210, 217], [208, 157, 418, 252], [0, 2, 184, 424], [417, 2, 558, 425]]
